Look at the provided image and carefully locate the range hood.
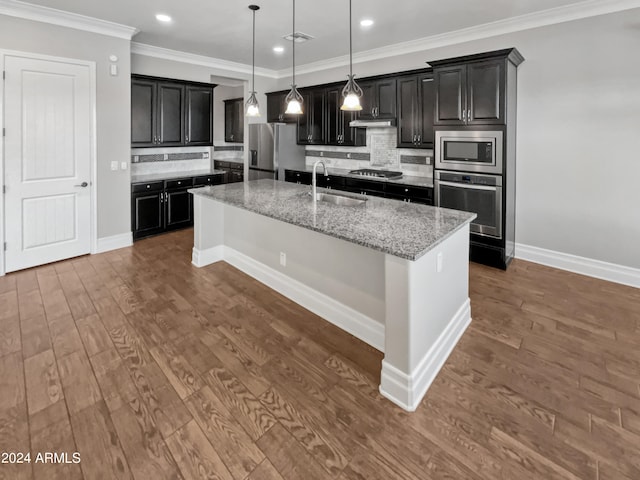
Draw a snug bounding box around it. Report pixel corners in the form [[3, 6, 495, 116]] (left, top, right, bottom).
[[349, 119, 396, 128]]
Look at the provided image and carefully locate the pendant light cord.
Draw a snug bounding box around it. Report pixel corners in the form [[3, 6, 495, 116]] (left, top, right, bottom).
[[292, 0, 296, 86], [349, 0, 353, 78], [252, 8, 255, 91]]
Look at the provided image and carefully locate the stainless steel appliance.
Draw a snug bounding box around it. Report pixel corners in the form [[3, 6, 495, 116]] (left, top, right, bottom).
[[435, 170, 503, 239], [349, 169, 403, 179], [248, 123, 305, 181], [435, 130, 503, 174]]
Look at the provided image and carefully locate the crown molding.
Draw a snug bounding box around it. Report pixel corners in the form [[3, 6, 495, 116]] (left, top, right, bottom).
[[0, 0, 138, 39], [131, 42, 279, 79], [277, 0, 640, 77]]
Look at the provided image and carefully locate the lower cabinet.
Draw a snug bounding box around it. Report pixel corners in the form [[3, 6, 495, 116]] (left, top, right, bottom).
[[132, 174, 224, 240], [283, 169, 433, 205], [213, 161, 244, 183]]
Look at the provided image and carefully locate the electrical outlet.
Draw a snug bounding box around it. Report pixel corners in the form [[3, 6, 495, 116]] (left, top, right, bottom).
[[163, 154, 169, 160], [320, 151, 324, 157], [203, 152, 210, 159], [280, 252, 286, 267], [347, 153, 352, 159], [110, 161, 118, 171], [436, 252, 443, 273]]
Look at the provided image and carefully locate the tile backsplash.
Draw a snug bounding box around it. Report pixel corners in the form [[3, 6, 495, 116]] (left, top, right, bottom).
[[305, 128, 433, 177]]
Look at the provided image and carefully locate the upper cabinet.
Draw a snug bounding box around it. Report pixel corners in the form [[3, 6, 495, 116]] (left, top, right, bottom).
[[224, 98, 244, 143], [325, 86, 366, 147], [359, 78, 397, 120], [431, 48, 524, 126], [396, 73, 434, 148], [185, 86, 214, 145], [297, 88, 326, 145], [266, 91, 297, 124], [131, 75, 215, 148]]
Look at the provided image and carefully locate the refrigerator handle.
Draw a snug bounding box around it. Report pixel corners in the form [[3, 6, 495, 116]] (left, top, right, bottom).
[[250, 149, 258, 167]]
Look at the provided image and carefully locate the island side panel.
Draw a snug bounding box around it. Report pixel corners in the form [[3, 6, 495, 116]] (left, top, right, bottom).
[[192, 195, 225, 266], [380, 224, 472, 412]]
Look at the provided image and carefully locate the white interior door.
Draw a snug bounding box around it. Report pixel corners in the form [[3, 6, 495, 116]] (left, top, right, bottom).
[[4, 55, 92, 273]]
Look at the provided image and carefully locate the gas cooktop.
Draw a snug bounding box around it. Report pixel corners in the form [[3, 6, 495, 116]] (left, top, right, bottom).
[[349, 169, 403, 179]]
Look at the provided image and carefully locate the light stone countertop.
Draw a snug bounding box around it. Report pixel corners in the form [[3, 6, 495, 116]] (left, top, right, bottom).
[[131, 169, 227, 184], [190, 179, 475, 261], [295, 165, 434, 188]]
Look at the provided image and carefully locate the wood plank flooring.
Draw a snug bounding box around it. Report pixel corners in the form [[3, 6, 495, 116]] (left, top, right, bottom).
[[0, 227, 638, 480]]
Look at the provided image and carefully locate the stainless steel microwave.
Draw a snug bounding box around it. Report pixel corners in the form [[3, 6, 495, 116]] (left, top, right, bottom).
[[435, 130, 503, 175]]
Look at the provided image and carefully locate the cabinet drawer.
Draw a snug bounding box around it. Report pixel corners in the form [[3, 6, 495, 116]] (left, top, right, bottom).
[[344, 177, 385, 194], [316, 175, 345, 188], [193, 174, 224, 186], [284, 170, 312, 185], [385, 184, 433, 201], [165, 178, 193, 189], [132, 181, 164, 193]]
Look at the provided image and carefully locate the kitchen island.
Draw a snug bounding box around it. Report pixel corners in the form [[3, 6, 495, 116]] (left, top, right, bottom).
[[190, 179, 476, 411]]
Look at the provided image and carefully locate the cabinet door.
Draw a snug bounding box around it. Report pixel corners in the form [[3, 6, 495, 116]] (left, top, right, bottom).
[[342, 109, 366, 146], [434, 66, 466, 125], [325, 87, 340, 145], [186, 86, 213, 145], [396, 75, 419, 148], [234, 99, 244, 142], [157, 82, 185, 146], [296, 90, 312, 144], [309, 89, 325, 144], [224, 99, 243, 143], [165, 189, 193, 230], [467, 60, 504, 124], [376, 78, 397, 119], [132, 192, 164, 239], [131, 79, 156, 147], [419, 74, 435, 147], [358, 81, 376, 119], [267, 92, 297, 123]]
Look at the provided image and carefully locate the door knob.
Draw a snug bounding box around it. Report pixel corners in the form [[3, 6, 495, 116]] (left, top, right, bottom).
[[75, 182, 89, 188]]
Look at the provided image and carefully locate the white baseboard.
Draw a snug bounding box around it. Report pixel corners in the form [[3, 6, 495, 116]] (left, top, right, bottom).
[[192, 246, 224, 267], [192, 245, 385, 351], [379, 299, 471, 412], [95, 232, 133, 254], [515, 243, 640, 289]]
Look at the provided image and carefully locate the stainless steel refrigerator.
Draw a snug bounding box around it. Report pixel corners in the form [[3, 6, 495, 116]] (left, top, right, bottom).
[[248, 123, 306, 181]]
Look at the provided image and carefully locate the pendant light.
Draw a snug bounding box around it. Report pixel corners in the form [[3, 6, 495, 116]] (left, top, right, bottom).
[[340, 0, 363, 111], [245, 5, 261, 117], [284, 0, 303, 114]]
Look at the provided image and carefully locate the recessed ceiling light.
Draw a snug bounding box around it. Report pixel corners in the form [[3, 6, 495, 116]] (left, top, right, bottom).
[[155, 13, 172, 23], [360, 19, 374, 27], [273, 46, 285, 53]]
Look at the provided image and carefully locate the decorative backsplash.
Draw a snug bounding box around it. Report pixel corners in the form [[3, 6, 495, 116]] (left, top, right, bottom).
[[131, 151, 210, 163]]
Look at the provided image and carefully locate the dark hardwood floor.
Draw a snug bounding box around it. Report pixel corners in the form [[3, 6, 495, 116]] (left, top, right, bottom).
[[0, 228, 638, 480]]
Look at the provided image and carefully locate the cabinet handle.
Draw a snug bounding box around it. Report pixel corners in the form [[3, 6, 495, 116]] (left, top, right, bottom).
[[186, 134, 189, 142], [279, 114, 284, 121], [417, 135, 421, 144], [160, 192, 163, 203], [231, 134, 234, 141]]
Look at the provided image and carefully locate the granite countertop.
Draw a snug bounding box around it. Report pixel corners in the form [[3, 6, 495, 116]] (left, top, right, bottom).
[[190, 179, 475, 261], [297, 165, 434, 188], [131, 169, 227, 184]]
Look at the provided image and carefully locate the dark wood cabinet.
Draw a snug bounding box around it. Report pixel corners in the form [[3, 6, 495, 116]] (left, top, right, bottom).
[[186, 86, 213, 145], [297, 89, 326, 145], [325, 87, 366, 147], [266, 91, 297, 124], [213, 161, 244, 184], [131, 75, 214, 148], [132, 173, 224, 240], [283, 169, 433, 205], [396, 73, 435, 148], [224, 98, 244, 143], [359, 78, 397, 120], [433, 59, 505, 126], [157, 82, 185, 146]]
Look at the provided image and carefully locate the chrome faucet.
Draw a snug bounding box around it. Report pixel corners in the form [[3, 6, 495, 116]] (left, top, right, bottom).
[[312, 160, 328, 204]]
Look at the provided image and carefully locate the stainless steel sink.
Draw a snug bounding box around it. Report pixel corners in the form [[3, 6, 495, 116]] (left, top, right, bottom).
[[314, 192, 367, 207]]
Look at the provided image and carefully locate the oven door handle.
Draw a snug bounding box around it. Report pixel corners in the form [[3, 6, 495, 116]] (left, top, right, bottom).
[[436, 181, 499, 191]]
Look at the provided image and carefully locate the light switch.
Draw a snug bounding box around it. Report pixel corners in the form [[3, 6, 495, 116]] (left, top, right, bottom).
[[436, 252, 443, 273], [110, 161, 118, 171], [110, 64, 118, 76], [120, 162, 127, 170]]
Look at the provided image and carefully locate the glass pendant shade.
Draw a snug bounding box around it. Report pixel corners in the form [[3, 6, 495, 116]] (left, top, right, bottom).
[[245, 91, 260, 117], [285, 86, 303, 114], [245, 5, 261, 117], [340, 75, 363, 111]]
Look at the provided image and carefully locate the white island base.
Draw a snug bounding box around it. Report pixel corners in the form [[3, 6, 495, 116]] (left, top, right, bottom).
[[192, 193, 471, 412]]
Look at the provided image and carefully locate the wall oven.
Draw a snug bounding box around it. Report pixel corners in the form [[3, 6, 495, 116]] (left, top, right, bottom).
[[435, 170, 503, 239], [435, 130, 503, 174]]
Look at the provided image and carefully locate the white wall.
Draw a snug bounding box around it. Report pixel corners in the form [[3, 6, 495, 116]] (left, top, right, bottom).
[[274, 9, 640, 270], [0, 14, 132, 241]]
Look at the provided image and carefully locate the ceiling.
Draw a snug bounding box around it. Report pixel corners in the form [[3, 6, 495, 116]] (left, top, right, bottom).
[[15, 0, 622, 70]]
